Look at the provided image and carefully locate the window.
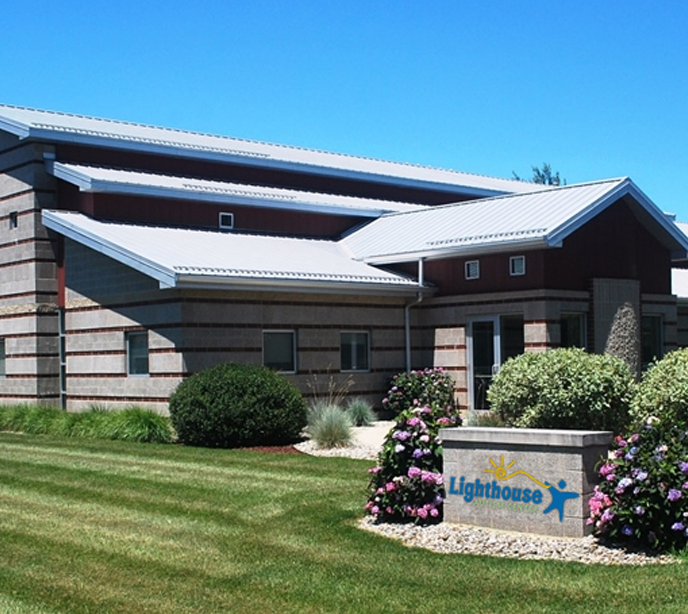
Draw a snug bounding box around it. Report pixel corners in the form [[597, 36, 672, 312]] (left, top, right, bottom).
[[0, 338, 5, 376], [560, 313, 586, 348], [509, 255, 526, 276], [465, 260, 480, 280], [219, 212, 234, 230], [8, 211, 17, 229], [641, 315, 663, 370], [126, 331, 149, 375], [341, 331, 370, 372], [263, 331, 296, 372]]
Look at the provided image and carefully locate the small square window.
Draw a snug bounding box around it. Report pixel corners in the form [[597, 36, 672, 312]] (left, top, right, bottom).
[[341, 331, 370, 372], [560, 313, 586, 349], [126, 331, 149, 375], [263, 331, 296, 372], [510, 256, 526, 276], [8, 212, 18, 229], [219, 212, 234, 230], [465, 260, 480, 280]]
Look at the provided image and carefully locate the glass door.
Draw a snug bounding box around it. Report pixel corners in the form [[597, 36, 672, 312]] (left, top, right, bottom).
[[468, 316, 524, 410]]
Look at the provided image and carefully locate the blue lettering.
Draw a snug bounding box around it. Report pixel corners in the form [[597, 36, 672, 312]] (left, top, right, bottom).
[[449, 477, 459, 495], [522, 488, 532, 503], [464, 482, 474, 503], [491, 482, 501, 499], [532, 490, 543, 505], [475, 480, 484, 498], [511, 487, 522, 502], [502, 486, 511, 501], [459, 476, 465, 495]]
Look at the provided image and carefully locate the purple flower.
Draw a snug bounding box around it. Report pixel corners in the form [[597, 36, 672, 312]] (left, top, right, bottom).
[[599, 463, 615, 477], [412, 449, 423, 459], [616, 477, 633, 494], [621, 525, 633, 536], [672, 522, 685, 532], [407, 466, 422, 479], [635, 505, 645, 516], [681, 461, 688, 475], [392, 430, 411, 441], [668, 489, 683, 502], [636, 471, 648, 482]]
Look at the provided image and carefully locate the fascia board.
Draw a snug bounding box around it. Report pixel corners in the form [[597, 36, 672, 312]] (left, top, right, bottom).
[[174, 275, 431, 296], [360, 237, 550, 265], [0, 116, 30, 138], [41, 211, 178, 288], [49, 162, 94, 190], [27, 128, 508, 199]]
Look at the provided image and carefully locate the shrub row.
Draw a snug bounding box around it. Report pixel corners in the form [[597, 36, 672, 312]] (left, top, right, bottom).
[[0, 404, 174, 444]]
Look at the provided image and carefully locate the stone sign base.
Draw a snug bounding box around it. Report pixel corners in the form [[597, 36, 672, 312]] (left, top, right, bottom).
[[439, 427, 613, 538]]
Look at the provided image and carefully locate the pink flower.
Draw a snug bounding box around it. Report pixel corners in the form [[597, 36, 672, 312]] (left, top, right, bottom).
[[417, 507, 428, 519], [407, 466, 422, 479], [371, 506, 380, 515], [385, 482, 396, 492]]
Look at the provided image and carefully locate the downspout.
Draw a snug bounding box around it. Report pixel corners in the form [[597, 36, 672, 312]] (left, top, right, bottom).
[[405, 258, 425, 372]]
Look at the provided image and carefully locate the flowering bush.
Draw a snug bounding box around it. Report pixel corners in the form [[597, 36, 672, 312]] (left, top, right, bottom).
[[589, 416, 688, 552], [381, 368, 456, 416], [365, 404, 461, 523]]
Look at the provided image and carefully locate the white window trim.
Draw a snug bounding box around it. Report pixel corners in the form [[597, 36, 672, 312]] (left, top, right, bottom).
[[340, 330, 371, 373], [262, 330, 297, 373], [219, 212, 234, 230], [465, 260, 480, 280], [509, 255, 526, 276]]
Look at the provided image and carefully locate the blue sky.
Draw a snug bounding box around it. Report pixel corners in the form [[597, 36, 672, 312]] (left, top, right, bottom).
[[2, 1, 687, 216]]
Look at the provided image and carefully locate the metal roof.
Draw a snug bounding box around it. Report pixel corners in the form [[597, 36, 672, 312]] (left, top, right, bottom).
[[0, 104, 542, 198], [41, 210, 423, 295], [341, 178, 688, 264], [49, 162, 426, 217]]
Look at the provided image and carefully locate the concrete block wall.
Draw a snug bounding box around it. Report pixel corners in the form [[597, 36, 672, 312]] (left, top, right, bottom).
[[441, 427, 613, 538], [0, 137, 60, 404]]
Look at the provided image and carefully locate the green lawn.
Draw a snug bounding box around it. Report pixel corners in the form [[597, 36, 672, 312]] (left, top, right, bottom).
[[0, 434, 686, 614]]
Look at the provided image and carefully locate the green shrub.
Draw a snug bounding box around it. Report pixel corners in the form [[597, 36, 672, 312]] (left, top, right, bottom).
[[631, 348, 688, 425], [308, 403, 353, 449], [382, 368, 456, 416], [169, 362, 307, 448], [94, 406, 175, 443], [589, 417, 688, 552], [464, 410, 506, 428], [488, 348, 634, 433], [345, 397, 376, 426]]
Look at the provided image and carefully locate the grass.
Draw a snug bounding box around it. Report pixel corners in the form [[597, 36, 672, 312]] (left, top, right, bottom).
[[0, 435, 687, 614]]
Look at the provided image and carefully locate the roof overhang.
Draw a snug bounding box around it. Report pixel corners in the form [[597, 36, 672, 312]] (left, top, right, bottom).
[[41, 210, 430, 297]]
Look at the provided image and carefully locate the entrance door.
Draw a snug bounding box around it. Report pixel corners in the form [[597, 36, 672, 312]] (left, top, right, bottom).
[[468, 316, 524, 410]]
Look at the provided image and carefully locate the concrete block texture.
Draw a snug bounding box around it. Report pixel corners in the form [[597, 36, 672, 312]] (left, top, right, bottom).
[[441, 427, 613, 538]]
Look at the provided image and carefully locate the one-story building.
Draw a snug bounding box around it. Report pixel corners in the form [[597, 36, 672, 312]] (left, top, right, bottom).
[[1, 104, 687, 412]]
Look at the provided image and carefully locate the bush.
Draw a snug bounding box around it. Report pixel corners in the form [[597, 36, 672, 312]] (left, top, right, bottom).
[[589, 417, 688, 552], [308, 403, 353, 449], [487, 348, 634, 433], [169, 362, 306, 448], [365, 404, 462, 524], [382, 368, 456, 416], [632, 348, 688, 425], [345, 397, 376, 427]]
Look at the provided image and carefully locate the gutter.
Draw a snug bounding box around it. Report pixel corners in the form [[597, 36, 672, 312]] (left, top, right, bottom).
[[405, 258, 425, 371]]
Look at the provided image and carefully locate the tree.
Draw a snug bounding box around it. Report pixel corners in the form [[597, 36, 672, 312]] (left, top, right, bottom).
[[512, 163, 566, 186]]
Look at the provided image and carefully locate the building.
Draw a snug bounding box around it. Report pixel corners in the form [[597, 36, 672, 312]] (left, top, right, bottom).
[[1, 104, 686, 412]]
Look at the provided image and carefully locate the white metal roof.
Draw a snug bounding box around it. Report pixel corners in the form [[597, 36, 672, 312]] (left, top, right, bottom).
[[0, 104, 541, 198], [49, 162, 426, 217], [341, 178, 688, 264], [41, 210, 423, 295]]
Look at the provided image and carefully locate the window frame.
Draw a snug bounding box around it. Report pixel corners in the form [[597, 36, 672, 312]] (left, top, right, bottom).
[[465, 260, 480, 280], [262, 330, 297, 373], [126, 331, 149, 376], [641, 314, 663, 371], [560, 313, 587, 349], [340, 330, 371, 373], [219, 212, 234, 230], [509, 255, 526, 277]]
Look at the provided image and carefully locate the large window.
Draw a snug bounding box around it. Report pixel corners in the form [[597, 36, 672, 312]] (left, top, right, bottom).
[[126, 331, 149, 375], [641, 315, 663, 370], [560, 313, 586, 349], [340, 331, 370, 372], [263, 331, 296, 372]]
